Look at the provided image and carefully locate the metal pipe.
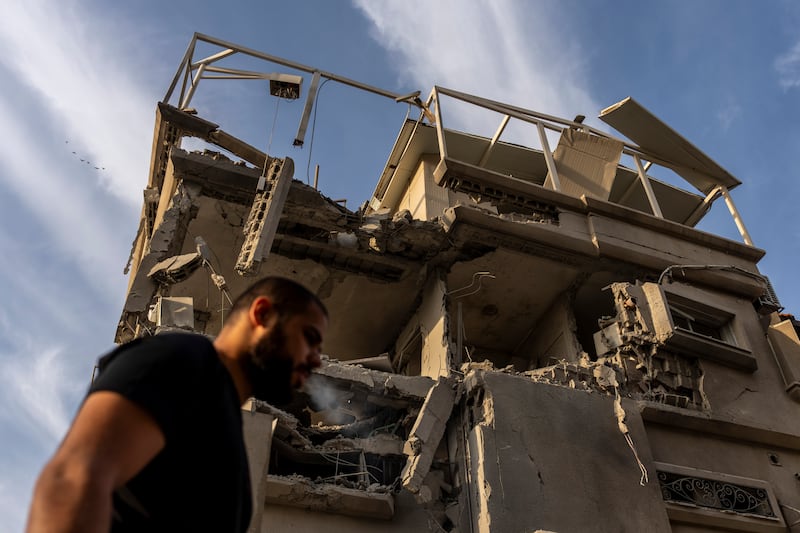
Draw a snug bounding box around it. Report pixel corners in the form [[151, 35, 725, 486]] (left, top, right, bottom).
[[437, 86, 597, 135], [432, 88, 448, 160], [683, 186, 720, 226], [202, 65, 282, 78], [180, 63, 207, 109], [719, 186, 754, 246], [194, 33, 411, 101], [537, 122, 561, 191], [294, 71, 321, 146], [477, 115, 510, 167], [190, 48, 236, 68], [164, 34, 197, 103], [633, 154, 663, 218]]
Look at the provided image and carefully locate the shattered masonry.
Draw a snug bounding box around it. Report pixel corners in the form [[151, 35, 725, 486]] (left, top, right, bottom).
[[117, 36, 800, 532]]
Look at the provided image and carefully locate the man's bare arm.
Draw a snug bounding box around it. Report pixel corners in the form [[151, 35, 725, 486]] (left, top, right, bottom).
[[26, 391, 166, 533]]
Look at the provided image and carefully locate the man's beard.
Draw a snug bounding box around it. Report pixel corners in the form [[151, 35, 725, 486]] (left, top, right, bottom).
[[245, 324, 295, 405]]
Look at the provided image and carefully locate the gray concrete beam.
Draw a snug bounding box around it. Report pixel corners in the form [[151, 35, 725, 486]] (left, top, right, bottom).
[[401, 377, 457, 495]]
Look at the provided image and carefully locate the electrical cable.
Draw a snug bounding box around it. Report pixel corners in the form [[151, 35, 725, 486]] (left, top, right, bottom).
[[447, 271, 495, 298], [305, 78, 332, 185], [262, 96, 281, 176], [657, 264, 766, 285]]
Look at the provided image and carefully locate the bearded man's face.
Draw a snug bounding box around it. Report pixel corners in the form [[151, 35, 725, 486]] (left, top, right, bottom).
[[247, 324, 294, 405], [246, 302, 326, 405]]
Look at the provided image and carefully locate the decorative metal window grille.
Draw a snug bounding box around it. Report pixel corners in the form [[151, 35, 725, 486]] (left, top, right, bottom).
[[657, 470, 775, 518]]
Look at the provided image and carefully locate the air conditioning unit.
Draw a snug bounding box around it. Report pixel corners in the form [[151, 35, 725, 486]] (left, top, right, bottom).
[[148, 297, 194, 329], [755, 276, 783, 316]]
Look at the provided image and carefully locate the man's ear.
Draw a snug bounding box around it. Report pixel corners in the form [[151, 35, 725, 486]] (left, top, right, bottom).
[[248, 296, 275, 328]]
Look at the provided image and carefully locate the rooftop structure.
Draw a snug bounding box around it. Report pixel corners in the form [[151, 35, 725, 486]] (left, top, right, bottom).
[[118, 34, 800, 532]]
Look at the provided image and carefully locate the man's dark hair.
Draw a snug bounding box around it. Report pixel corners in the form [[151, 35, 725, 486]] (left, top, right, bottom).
[[229, 276, 327, 322]]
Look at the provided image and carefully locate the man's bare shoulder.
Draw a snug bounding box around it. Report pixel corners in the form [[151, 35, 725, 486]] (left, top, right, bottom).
[[25, 392, 166, 533], [52, 391, 166, 487]]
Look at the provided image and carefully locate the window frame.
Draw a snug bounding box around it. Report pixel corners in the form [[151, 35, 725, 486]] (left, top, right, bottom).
[[654, 461, 786, 532], [642, 283, 757, 372]]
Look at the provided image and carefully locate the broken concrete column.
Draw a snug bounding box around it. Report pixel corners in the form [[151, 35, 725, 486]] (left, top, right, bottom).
[[241, 399, 277, 533], [419, 275, 451, 378], [116, 179, 202, 342], [401, 377, 457, 497], [235, 157, 294, 276]]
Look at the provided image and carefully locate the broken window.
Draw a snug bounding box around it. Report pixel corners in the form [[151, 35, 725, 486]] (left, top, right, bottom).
[[591, 282, 715, 410], [667, 293, 736, 345], [647, 284, 756, 372], [634, 351, 707, 409]]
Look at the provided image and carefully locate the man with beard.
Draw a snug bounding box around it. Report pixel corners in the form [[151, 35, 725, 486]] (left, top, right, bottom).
[[26, 277, 327, 533]]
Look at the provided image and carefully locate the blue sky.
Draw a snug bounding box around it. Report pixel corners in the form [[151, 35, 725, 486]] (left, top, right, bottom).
[[2, 1, 799, 529]]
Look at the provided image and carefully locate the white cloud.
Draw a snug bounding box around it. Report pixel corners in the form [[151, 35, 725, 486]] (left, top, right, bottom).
[[0, 2, 158, 522], [0, 225, 118, 531], [775, 41, 800, 89], [0, 0, 155, 204], [0, 341, 83, 446], [0, 0, 158, 302], [0, 94, 133, 299], [354, 0, 600, 139], [0, 478, 29, 533], [0, 331, 91, 533]]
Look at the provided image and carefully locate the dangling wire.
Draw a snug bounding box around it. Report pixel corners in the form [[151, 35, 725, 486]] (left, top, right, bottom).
[[262, 95, 282, 177], [446, 271, 496, 299], [305, 78, 332, 185]]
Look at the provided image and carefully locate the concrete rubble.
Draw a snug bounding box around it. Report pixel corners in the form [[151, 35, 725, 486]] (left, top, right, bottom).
[[242, 360, 442, 519]]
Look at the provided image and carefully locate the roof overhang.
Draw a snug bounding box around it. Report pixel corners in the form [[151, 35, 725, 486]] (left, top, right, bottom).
[[375, 120, 714, 227], [600, 97, 741, 194]]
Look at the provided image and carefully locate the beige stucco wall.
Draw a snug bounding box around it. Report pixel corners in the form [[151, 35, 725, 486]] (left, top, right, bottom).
[[396, 154, 476, 221], [467, 372, 671, 532], [645, 423, 800, 529], [516, 296, 583, 368], [419, 275, 450, 378], [657, 282, 800, 432], [397, 158, 428, 219]]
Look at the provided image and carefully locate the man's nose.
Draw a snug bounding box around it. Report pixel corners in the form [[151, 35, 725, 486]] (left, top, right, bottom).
[[308, 349, 322, 368]]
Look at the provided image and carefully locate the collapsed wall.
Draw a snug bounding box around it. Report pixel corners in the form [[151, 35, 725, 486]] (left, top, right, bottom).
[[240, 359, 461, 531]]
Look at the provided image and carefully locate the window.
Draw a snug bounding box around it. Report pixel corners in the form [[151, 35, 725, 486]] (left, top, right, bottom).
[[642, 283, 756, 372], [667, 293, 736, 344], [655, 462, 785, 532]]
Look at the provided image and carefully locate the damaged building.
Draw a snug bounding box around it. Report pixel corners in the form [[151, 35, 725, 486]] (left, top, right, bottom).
[[116, 33, 800, 532]]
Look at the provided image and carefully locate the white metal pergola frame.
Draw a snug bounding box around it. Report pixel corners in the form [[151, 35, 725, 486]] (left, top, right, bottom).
[[162, 34, 753, 247], [163, 33, 432, 147], [426, 86, 753, 246]]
